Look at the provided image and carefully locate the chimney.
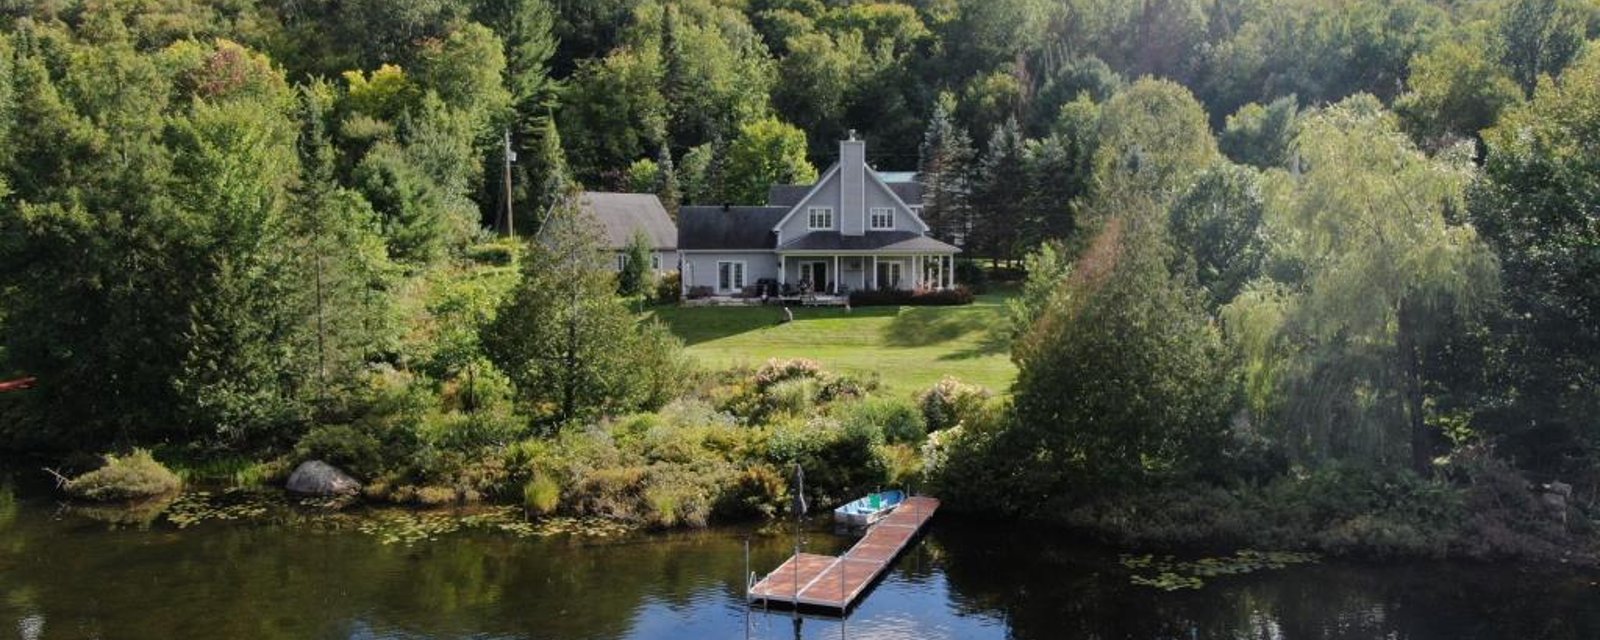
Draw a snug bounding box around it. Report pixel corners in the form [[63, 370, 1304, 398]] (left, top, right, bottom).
[[840, 134, 866, 236]]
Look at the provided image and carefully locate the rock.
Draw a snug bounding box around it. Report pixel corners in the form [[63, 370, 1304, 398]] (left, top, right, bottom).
[[1539, 481, 1572, 525], [286, 461, 361, 496]]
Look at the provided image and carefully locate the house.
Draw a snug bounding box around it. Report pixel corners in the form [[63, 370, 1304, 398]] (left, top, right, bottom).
[[575, 192, 679, 273], [678, 134, 960, 297]]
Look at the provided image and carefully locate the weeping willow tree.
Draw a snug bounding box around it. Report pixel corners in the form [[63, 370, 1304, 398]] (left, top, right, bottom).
[[1225, 95, 1499, 472]]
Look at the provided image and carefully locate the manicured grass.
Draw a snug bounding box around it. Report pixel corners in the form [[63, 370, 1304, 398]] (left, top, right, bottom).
[[651, 291, 1017, 395]]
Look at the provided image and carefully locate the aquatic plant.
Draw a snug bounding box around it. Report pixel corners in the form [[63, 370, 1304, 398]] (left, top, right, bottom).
[[1121, 550, 1320, 591]]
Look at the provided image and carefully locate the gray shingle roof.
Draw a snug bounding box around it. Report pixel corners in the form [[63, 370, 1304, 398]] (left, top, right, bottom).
[[578, 192, 677, 250], [777, 231, 959, 254], [766, 184, 812, 208], [887, 181, 924, 206], [678, 206, 788, 250]]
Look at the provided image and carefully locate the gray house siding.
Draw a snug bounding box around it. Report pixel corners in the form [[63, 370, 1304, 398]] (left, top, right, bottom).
[[682, 251, 778, 294], [775, 169, 841, 242]]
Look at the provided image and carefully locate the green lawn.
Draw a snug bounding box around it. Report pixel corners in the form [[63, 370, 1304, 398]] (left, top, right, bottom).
[[651, 292, 1017, 395]]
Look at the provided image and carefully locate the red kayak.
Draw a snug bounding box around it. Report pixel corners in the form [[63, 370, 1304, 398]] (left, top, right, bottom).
[[0, 377, 37, 393]]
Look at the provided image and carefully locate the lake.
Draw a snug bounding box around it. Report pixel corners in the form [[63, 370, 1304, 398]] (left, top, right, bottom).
[[1, 475, 1596, 640]]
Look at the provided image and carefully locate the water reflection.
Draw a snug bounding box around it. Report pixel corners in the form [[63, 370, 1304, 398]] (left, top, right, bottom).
[[0, 477, 1594, 640]]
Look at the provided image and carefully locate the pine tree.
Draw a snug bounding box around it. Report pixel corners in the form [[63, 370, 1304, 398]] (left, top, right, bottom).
[[971, 117, 1028, 264], [483, 191, 683, 425], [917, 93, 975, 247], [655, 141, 680, 218], [530, 115, 572, 226]]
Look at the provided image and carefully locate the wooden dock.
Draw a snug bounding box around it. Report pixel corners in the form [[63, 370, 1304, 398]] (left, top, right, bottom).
[[748, 495, 939, 612]]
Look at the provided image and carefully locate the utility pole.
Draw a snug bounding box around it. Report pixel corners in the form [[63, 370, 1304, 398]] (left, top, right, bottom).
[[504, 128, 517, 238]]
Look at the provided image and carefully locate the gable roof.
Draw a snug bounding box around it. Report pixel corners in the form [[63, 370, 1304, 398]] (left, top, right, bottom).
[[767, 171, 924, 208], [578, 192, 677, 250], [678, 206, 788, 250]]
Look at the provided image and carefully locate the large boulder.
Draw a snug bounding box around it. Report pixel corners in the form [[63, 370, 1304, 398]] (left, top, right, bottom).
[[286, 460, 361, 496]]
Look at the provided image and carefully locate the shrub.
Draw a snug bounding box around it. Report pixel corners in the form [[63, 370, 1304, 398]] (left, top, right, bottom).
[[848, 287, 975, 307], [654, 271, 682, 304], [65, 450, 182, 502], [294, 424, 385, 479], [918, 377, 993, 431], [764, 378, 819, 417], [466, 242, 516, 266], [523, 474, 561, 515], [840, 396, 926, 445]]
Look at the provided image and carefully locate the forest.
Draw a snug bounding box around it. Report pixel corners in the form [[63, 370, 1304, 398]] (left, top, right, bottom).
[[1, 0, 1598, 559]]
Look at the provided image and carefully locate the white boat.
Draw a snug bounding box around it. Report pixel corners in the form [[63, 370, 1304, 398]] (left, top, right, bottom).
[[832, 490, 906, 527]]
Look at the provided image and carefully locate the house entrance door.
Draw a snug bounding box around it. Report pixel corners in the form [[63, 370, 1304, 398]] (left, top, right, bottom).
[[799, 261, 828, 293]]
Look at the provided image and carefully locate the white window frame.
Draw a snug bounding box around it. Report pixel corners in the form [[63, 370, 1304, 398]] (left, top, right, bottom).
[[807, 206, 834, 230], [650, 253, 661, 270], [616, 253, 628, 271], [869, 207, 895, 230], [717, 260, 747, 293]]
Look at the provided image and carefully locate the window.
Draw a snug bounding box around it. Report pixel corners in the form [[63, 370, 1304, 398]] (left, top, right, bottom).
[[717, 261, 746, 292], [869, 207, 894, 230], [876, 261, 904, 291], [616, 253, 628, 271], [807, 207, 834, 230], [650, 254, 661, 270]]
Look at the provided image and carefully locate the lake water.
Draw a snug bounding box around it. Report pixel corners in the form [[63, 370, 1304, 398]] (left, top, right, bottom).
[[1, 476, 1596, 640]]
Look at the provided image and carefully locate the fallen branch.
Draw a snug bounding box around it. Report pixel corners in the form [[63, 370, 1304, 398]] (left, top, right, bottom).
[[41, 467, 71, 489]]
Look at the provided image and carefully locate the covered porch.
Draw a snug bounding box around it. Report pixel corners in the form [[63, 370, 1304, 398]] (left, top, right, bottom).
[[776, 252, 957, 296]]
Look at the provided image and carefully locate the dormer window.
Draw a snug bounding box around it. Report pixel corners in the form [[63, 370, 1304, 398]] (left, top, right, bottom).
[[869, 207, 894, 230], [808, 207, 834, 230]]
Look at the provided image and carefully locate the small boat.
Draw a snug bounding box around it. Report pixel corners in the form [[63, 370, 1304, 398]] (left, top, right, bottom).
[[833, 490, 906, 527]]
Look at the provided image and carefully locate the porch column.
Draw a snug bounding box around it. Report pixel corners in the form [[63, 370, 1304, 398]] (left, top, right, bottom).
[[871, 255, 878, 290], [778, 255, 786, 287], [833, 254, 840, 294]]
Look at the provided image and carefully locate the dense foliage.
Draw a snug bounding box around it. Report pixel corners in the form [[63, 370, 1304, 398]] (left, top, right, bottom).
[[0, 0, 1597, 556]]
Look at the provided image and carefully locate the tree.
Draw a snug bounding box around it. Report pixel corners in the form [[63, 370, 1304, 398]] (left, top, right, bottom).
[[1497, 0, 1588, 97], [917, 93, 976, 246], [1225, 96, 1498, 471], [289, 81, 399, 408], [483, 193, 684, 425], [1166, 162, 1266, 311], [1094, 77, 1219, 203], [654, 141, 681, 217], [617, 229, 652, 297], [1218, 96, 1297, 170], [1395, 33, 1523, 149], [723, 116, 816, 205], [1008, 210, 1235, 499], [624, 157, 659, 193], [1021, 96, 1100, 244], [969, 117, 1028, 263], [1470, 48, 1600, 472]]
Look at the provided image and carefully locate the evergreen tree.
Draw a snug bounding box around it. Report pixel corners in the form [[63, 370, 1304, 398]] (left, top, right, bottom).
[[483, 192, 683, 425], [529, 115, 572, 225], [1008, 209, 1234, 499], [970, 117, 1028, 263], [655, 141, 681, 218], [917, 93, 975, 247], [617, 230, 652, 297]]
